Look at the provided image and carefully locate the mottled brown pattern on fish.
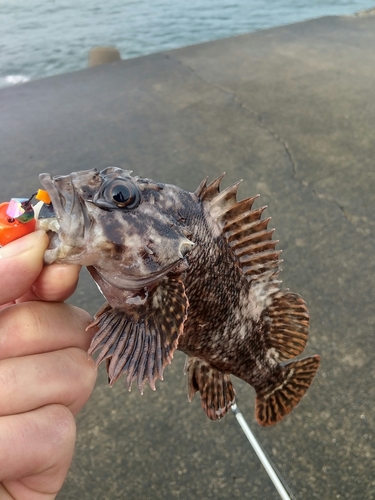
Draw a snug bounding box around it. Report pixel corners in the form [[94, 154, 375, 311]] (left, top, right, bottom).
[[39, 167, 320, 426]]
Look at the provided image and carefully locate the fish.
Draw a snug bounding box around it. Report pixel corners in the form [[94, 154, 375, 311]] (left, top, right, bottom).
[[38, 166, 320, 426]]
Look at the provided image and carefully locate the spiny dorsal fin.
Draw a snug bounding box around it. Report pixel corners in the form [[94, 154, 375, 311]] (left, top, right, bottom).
[[195, 173, 281, 283], [194, 173, 226, 202]]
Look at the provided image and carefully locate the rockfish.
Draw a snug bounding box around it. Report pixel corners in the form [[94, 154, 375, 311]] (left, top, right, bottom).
[[38, 167, 320, 426]]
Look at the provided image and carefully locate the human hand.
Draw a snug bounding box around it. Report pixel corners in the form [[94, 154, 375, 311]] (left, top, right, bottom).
[[0, 230, 97, 499]]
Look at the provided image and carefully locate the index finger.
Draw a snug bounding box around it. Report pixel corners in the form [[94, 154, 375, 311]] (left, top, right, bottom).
[[0, 231, 48, 305]]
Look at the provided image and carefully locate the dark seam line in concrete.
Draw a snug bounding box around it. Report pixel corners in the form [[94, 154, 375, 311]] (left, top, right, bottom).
[[163, 52, 357, 229], [162, 54, 299, 175]]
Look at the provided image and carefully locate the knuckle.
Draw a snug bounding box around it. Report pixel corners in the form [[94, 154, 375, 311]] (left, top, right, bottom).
[[42, 404, 77, 454], [60, 348, 97, 413]]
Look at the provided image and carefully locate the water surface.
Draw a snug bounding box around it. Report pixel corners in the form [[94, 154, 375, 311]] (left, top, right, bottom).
[[1, 0, 375, 87]]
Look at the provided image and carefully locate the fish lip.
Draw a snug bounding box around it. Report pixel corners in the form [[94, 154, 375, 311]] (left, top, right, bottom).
[[39, 173, 61, 215], [38, 173, 61, 251], [38, 172, 84, 263]]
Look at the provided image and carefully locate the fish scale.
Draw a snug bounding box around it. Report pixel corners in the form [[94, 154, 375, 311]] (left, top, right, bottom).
[[38, 167, 320, 426]]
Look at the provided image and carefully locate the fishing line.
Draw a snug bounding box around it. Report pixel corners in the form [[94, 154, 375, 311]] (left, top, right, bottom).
[[231, 404, 296, 500]]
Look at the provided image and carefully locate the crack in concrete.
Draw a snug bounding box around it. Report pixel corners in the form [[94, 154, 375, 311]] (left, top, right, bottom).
[[164, 52, 354, 225], [214, 85, 353, 225]]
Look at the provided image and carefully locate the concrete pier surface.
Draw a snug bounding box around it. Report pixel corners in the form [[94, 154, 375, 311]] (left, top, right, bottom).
[[1, 12, 374, 500]]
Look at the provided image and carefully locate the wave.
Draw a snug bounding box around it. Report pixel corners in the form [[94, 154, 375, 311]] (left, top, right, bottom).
[[0, 75, 31, 89]]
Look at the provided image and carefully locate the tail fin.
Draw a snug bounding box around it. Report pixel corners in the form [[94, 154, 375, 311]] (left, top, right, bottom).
[[255, 355, 320, 426]]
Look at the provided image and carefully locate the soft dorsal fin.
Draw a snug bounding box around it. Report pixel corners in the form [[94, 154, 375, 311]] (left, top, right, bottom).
[[195, 173, 281, 283], [262, 290, 310, 361]]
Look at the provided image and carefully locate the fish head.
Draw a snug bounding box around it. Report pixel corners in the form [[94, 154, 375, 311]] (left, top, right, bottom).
[[38, 167, 195, 290]]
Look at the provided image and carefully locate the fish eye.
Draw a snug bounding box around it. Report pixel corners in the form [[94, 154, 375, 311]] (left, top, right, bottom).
[[105, 180, 140, 209], [110, 183, 131, 206], [94, 179, 141, 210]]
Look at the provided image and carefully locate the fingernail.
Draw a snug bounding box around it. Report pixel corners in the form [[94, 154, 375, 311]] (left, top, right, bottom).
[[0, 230, 47, 259]]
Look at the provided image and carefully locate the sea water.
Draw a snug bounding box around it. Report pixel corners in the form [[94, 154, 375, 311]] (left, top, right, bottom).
[[1, 0, 374, 88]]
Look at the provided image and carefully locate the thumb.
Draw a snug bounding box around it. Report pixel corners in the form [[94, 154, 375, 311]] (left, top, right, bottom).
[[0, 231, 49, 304]]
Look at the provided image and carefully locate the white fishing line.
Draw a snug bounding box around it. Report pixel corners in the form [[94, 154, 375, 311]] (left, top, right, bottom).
[[231, 404, 294, 500]]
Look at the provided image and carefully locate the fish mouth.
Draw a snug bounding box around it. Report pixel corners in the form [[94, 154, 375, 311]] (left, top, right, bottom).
[[35, 200, 61, 262], [38, 172, 88, 264]]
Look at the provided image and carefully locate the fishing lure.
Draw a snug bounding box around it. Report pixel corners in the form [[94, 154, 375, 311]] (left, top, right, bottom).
[[0, 190, 51, 246]]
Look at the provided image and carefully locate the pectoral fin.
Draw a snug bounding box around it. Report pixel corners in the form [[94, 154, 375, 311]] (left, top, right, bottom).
[[185, 356, 235, 420], [87, 275, 188, 392]]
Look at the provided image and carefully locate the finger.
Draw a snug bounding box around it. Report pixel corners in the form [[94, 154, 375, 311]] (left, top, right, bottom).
[[19, 264, 81, 303], [0, 301, 16, 312], [0, 404, 75, 497], [0, 231, 48, 305], [0, 347, 97, 417], [0, 302, 95, 360]]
